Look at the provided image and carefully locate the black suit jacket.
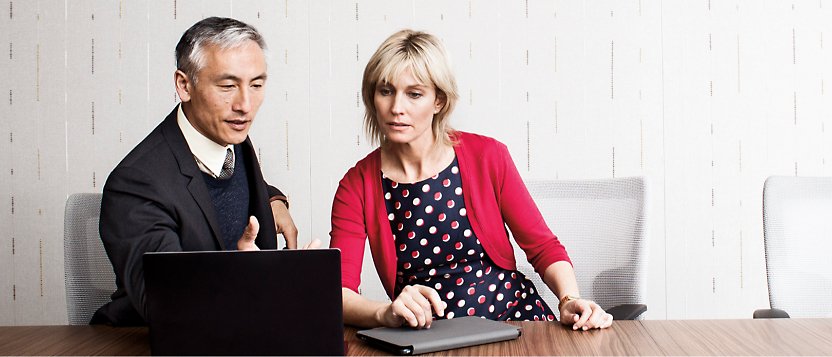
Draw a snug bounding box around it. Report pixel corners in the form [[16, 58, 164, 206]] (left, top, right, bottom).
[[93, 106, 282, 325]]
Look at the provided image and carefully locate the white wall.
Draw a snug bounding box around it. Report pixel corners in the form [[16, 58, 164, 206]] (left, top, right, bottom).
[[1, 0, 829, 325]]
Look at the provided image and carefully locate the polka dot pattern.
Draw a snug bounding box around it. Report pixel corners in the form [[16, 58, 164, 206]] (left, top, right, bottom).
[[383, 157, 554, 322]]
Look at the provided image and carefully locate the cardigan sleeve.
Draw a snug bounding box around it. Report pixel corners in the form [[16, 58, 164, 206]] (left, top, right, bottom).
[[329, 165, 369, 293], [492, 141, 572, 275]]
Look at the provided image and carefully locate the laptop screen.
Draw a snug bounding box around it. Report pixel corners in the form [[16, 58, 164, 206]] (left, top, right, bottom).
[[144, 249, 344, 356]]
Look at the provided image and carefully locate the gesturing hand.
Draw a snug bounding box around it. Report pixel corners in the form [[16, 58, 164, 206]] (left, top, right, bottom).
[[237, 216, 260, 251], [237, 215, 319, 251]]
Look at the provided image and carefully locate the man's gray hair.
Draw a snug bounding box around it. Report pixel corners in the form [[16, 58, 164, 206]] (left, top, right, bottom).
[[175, 17, 267, 83]]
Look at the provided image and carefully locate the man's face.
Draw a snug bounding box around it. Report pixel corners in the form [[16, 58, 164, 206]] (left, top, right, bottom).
[[175, 40, 267, 146]]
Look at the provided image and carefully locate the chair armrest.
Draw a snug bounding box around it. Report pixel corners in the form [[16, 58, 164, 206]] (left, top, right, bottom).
[[753, 308, 790, 319], [606, 304, 647, 320]]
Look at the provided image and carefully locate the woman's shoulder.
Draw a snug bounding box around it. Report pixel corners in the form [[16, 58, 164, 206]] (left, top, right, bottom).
[[453, 131, 509, 155], [354, 148, 381, 168], [339, 148, 381, 183]]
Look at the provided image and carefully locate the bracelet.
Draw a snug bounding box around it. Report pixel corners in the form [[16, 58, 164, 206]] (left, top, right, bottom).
[[558, 295, 580, 312]]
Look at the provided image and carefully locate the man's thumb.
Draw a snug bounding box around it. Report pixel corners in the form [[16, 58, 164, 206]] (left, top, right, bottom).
[[238, 216, 260, 250], [245, 216, 260, 239]]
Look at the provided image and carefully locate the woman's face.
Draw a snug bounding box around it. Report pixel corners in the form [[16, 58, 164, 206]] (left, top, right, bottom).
[[374, 68, 444, 148]]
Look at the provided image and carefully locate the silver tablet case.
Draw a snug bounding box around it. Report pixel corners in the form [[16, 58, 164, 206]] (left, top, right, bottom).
[[356, 316, 521, 355]]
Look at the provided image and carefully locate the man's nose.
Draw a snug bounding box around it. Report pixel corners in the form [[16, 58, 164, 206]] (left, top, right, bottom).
[[232, 88, 252, 113]]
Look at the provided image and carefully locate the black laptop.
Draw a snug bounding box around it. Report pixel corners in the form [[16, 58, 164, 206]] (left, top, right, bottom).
[[143, 249, 344, 356]]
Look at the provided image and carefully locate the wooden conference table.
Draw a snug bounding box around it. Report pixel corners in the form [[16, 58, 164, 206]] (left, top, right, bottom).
[[1, 318, 831, 355]]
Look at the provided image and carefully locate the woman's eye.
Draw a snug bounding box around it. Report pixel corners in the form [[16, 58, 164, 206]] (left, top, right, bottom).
[[408, 92, 423, 99], [379, 88, 393, 96]]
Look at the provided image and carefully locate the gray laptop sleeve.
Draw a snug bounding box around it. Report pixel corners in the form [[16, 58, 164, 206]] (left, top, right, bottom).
[[356, 316, 521, 355]]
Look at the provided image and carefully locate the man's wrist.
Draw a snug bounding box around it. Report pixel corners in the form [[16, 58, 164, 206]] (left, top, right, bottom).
[[269, 195, 289, 209]]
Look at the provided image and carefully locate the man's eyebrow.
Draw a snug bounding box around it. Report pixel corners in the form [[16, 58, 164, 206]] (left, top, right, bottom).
[[215, 73, 268, 82]]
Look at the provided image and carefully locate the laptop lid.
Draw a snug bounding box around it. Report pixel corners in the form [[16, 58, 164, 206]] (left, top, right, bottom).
[[143, 249, 344, 356], [356, 316, 521, 355]]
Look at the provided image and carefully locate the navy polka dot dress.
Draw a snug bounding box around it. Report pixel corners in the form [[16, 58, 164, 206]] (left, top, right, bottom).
[[382, 157, 555, 321]]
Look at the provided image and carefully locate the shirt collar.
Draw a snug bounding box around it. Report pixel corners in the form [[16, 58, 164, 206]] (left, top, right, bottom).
[[177, 105, 233, 177]]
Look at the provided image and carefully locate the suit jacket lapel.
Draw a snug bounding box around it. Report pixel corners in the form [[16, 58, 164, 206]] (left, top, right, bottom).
[[159, 106, 226, 249], [240, 139, 278, 249]]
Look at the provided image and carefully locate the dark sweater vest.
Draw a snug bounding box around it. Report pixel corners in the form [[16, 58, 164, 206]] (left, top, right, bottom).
[[202, 144, 250, 250]]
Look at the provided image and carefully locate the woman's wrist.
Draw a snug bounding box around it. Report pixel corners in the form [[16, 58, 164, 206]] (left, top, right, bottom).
[[375, 303, 394, 327], [558, 294, 581, 312]]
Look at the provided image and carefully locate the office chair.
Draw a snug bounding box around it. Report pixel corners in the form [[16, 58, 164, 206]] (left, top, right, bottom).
[[63, 193, 115, 325], [515, 176, 649, 320], [754, 176, 832, 319]]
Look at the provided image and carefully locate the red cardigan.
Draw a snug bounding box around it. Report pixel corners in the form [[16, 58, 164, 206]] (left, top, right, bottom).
[[329, 131, 571, 297]]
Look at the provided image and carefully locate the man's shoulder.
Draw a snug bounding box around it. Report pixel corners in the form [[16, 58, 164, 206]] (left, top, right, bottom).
[[107, 111, 187, 187], [102, 120, 190, 211], [116, 124, 174, 170]]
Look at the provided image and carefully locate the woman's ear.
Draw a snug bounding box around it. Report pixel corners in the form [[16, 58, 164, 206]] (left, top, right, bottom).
[[174, 70, 192, 102], [434, 92, 447, 114]]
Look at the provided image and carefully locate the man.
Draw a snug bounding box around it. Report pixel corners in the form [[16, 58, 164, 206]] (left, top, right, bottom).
[[92, 17, 299, 326]]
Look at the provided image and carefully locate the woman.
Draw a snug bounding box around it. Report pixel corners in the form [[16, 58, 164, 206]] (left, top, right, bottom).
[[329, 29, 613, 331]]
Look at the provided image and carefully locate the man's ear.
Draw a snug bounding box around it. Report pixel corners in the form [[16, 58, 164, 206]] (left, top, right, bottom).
[[174, 70, 192, 102]]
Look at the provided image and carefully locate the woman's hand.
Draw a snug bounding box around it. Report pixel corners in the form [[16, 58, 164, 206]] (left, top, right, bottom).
[[559, 299, 613, 330], [378, 285, 447, 329]]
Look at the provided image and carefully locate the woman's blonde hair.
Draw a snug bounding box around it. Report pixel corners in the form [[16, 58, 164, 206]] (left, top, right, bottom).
[[362, 29, 459, 147]]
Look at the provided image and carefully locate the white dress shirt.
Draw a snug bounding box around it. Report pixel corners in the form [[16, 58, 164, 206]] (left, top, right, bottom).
[[176, 105, 234, 178]]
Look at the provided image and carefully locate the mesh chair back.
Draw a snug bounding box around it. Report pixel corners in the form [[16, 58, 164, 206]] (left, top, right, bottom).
[[762, 176, 832, 318], [63, 193, 115, 325], [514, 177, 648, 319]]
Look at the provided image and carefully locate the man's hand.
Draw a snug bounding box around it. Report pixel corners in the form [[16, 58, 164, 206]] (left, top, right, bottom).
[[270, 200, 299, 249], [237, 216, 260, 251], [238, 214, 316, 251]]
